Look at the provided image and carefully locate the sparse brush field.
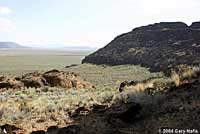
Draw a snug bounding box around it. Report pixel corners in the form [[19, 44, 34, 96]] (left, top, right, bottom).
[[64, 64, 163, 88], [0, 49, 164, 132], [0, 49, 91, 75]]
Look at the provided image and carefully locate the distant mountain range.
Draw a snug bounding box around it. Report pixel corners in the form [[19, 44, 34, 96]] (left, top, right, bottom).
[[0, 42, 98, 51], [0, 42, 27, 48]]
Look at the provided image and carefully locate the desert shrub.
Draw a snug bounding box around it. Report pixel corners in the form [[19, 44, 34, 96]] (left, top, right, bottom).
[[0, 64, 164, 130], [170, 64, 200, 86]]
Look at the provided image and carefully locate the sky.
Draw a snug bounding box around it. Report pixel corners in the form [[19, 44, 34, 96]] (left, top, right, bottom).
[[0, 0, 200, 48]]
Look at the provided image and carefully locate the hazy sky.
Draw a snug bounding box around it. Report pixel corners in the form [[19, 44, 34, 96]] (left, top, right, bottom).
[[0, 0, 200, 48]]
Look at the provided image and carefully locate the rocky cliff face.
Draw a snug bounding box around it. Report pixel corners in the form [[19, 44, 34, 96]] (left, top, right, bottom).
[[82, 22, 200, 71]]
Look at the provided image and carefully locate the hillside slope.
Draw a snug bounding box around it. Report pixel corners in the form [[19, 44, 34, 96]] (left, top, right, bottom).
[[82, 22, 200, 71], [0, 42, 26, 48]]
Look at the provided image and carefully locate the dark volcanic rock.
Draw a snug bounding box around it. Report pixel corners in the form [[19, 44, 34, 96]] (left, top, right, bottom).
[[0, 70, 94, 90], [43, 69, 73, 88], [21, 72, 47, 88], [43, 69, 93, 89], [30, 130, 46, 134], [0, 124, 24, 134], [33, 125, 80, 134], [69, 76, 200, 134], [0, 76, 24, 89], [82, 22, 200, 71], [190, 21, 200, 29]]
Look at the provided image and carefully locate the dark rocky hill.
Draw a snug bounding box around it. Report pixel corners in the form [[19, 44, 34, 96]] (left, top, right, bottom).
[[0, 42, 26, 48], [82, 22, 200, 71]]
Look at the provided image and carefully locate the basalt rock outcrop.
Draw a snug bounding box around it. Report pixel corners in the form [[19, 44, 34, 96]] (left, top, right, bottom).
[[82, 22, 200, 71], [0, 76, 24, 89], [67, 75, 200, 134], [0, 124, 25, 134], [1, 79, 200, 134], [0, 70, 94, 90]]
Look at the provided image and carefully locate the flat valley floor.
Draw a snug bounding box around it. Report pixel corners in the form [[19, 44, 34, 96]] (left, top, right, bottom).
[[0, 49, 92, 75]]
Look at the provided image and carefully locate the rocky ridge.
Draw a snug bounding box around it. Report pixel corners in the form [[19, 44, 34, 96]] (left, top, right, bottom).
[[82, 22, 200, 71], [0, 69, 94, 90]]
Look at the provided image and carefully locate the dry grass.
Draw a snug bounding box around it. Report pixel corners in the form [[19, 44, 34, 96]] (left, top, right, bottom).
[[64, 64, 163, 88], [2, 63, 198, 132], [1, 63, 199, 133], [0, 64, 162, 131]]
